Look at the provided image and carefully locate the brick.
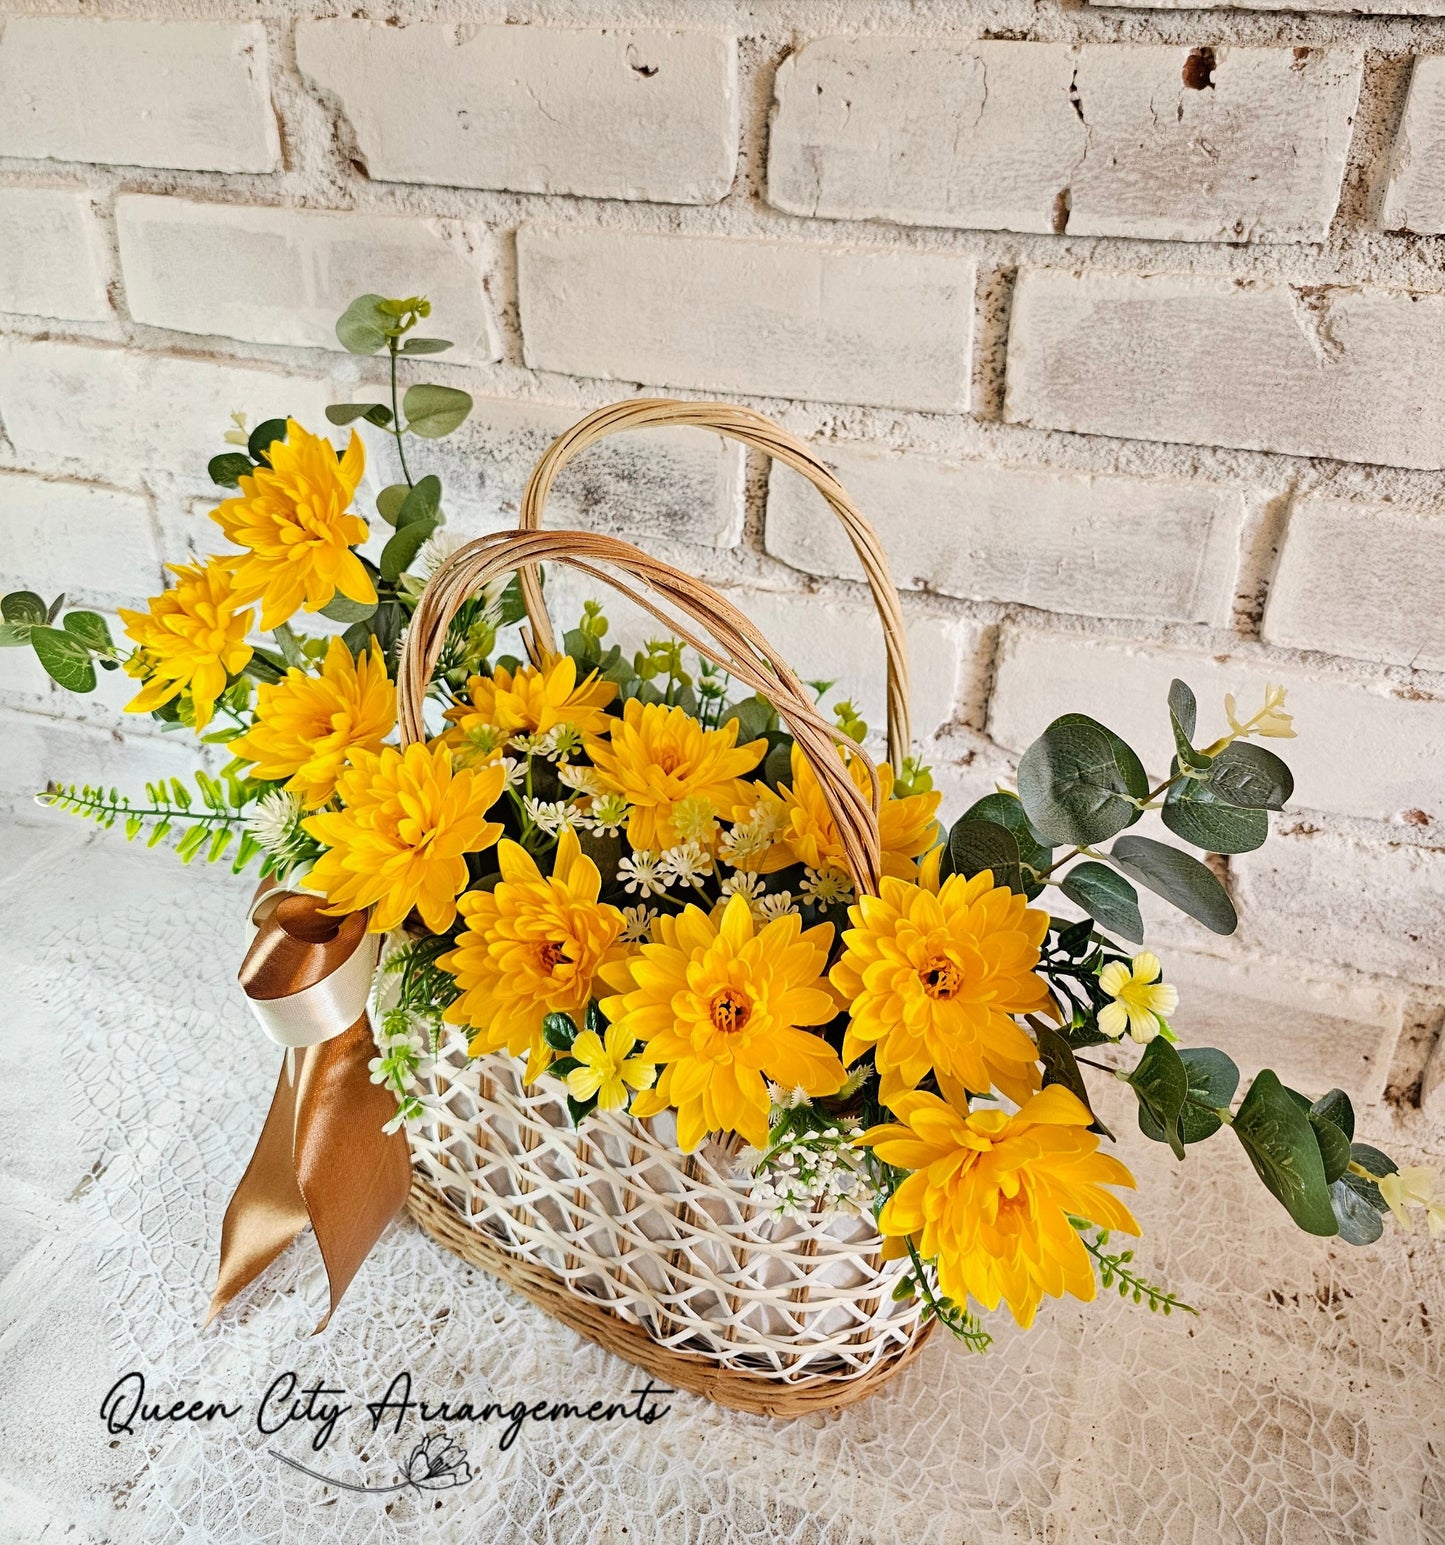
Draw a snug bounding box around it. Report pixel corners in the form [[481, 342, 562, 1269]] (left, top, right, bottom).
[[723, 589, 991, 742], [0, 19, 278, 174], [1005, 269, 1445, 471], [518, 227, 973, 411], [1235, 829, 1445, 989], [0, 339, 330, 489], [351, 394, 744, 549], [988, 629, 1445, 826], [766, 446, 1243, 625], [1382, 56, 1445, 234], [770, 39, 1358, 244], [115, 196, 498, 362], [0, 189, 109, 322], [0, 474, 160, 610], [1264, 495, 1445, 670], [1092, 0, 1445, 13], [296, 22, 737, 204]]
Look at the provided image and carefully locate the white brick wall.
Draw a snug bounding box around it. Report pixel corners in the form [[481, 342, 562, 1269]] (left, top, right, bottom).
[[0, 473, 159, 608], [296, 22, 738, 204], [0, 189, 110, 322], [116, 197, 499, 361], [770, 40, 1360, 244], [0, 18, 279, 173], [517, 226, 974, 410], [1382, 55, 1445, 233]]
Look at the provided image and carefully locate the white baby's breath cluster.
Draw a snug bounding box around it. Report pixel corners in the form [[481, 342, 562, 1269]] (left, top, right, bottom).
[[369, 1008, 437, 1136], [744, 1117, 869, 1221]]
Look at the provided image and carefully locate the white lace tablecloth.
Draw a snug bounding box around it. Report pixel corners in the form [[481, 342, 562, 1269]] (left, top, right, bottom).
[[2, 817, 1443, 1545]]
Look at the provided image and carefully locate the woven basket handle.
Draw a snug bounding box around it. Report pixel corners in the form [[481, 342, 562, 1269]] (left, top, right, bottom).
[[514, 399, 912, 769], [398, 527, 888, 895]]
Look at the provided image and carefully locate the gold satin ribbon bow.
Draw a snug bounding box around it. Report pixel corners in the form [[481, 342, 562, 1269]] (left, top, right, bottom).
[[206, 884, 412, 1331]]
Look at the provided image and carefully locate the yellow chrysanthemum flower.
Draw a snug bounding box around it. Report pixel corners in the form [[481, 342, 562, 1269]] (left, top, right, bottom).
[[831, 870, 1054, 1105], [859, 1085, 1138, 1328], [1097, 951, 1178, 1044], [440, 827, 627, 1079], [732, 744, 941, 882], [213, 419, 373, 629], [565, 1023, 657, 1112], [118, 558, 255, 730], [585, 700, 766, 853], [443, 655, 617, 744], [603, 894, 846, 1151], [302, 742, 506, 933], [230, 636, 396, 808]]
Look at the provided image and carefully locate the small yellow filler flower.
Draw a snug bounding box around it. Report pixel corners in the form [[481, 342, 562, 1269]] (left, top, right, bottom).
[[231, 636, 396, 807], [441, 827, 626, 1079], [830, 870, 1054, 1106], [1097, 951, 1178, 1044], [586, 700, 766, 853], [119, 558, 255, 730], [213, 419, 373, 629], [302, 742, 506, 933], [1378, 1166, 1445, 1237], [858, 1085, 1139, 1328], [603, 894, 846, 1151], [565, 1023, 656, 1113], [443, 655, 617, 743]]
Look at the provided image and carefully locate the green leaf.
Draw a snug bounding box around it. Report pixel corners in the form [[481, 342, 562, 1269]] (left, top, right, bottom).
[[2, 590, 46, 625], [1231, 1070, 1338, 1236], [958, 791, 1052, 895], [403, 383, 473, 439], [319, 594, 378, 624], [45, 593, 65, 623], [1309, 1106, 1352, 1185], [1310, 1088, 1355, 1143], [1033, 1018, 1113, 1139], [335, 293, 391, 355], [247, 418, 289, 466], [728, 695, 779, 744], [947, 819, 1025, 895], [0, 622, 33, 647], [1128, 1038, 1189, 1160], [400, 337, 454, 355], [207, 452, 254, 489], [396, 474, 442, 528], [542, 1012, 578, 1052], [1167, 679, 1211, 771], [1016, 713, 1149, 846], [1329, 1178, 1384, 1245], [1059, 861, 1144, 944], [62, 611, 113, 652], [376, 483, 410, 526], [1110, 835, 1237, 935], [30, 625, 97, 692], [379, 520, 437, 583], [1206, 742, 1294, 810], [326, 401, 393, 428], [1346, 1143, 1398, 1212], [1139, 1046, 1238, 1146], [1162, 772, 1268, 855]]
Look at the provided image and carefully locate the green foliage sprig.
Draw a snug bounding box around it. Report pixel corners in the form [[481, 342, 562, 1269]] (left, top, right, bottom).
[[1070, 1223, 1197, 1316]]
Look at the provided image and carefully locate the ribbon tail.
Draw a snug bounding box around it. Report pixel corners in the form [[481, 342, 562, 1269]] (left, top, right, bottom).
[[293, 1015, 413, 1333], [205, 1055, 311, 1326]]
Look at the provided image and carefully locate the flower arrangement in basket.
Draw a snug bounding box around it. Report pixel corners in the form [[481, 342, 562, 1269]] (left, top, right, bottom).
[[10, 292, 1442, 1416]]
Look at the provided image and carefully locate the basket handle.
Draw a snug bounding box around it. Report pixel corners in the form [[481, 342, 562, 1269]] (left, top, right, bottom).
[[514, 399, 912, 770], [398, 527, 888, 896]]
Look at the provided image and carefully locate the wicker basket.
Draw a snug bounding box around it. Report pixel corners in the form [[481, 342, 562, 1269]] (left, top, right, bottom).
[[395, 400, 933, 1417]]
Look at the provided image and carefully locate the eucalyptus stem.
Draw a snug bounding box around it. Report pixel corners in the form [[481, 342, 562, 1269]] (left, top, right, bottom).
[[388, 338, 414, 488]]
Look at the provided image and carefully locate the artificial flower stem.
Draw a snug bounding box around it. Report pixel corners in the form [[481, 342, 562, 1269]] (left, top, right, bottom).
[[388, 337, 415, 489]]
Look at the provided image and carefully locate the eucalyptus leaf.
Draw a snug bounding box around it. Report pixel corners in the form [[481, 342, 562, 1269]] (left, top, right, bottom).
[[31, 625, 97, 693], [400, 337, 454, 355], [1342, 1143, 1398, 1213], [1207, 741, 1294, 810], [62, 611, 113, 652], [1231, 1070, 1338, 1236], [947, 819, 1025, 895], [958, 791, 1052, 894], [319, 594, 378, 624], [1329, 1178, 1385, 1245], [376, 483, 410, 526], [403, 383, 473, 439], [728, 695, 779, 744], [1167, 678, 1212, 771], [396, 474, 442, 528], [247, 418, 289, 466], [1128, 1037, 1189, 1160], [1032, 1018, 1113, 1138], [335, 293, 391, 355], [2, 590, 46, 625], [326, 401, 393, 428], [1110, 835, 1238, 935], [1308, 1108, 1352, 1185], [207, 452, 254, 489], [1016, 713, 1149, 846], [0, 622, 32, 647], [1161, 1046, 1239, 1145], [1162, 772, 1269, 854], [1310, 1088, 1355, 1143], [380, 520, 435, 582], [1059, 861, 1144, 944]]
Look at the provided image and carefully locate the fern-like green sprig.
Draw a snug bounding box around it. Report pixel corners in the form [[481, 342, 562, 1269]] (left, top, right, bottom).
[[39, 772, 266, 872], [896, 1237, 993, 1353], [1071, 1223, 1198, 1316]]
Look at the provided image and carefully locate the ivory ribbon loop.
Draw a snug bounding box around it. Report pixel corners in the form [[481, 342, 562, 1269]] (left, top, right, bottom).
[[206, 884, 411, 1332]]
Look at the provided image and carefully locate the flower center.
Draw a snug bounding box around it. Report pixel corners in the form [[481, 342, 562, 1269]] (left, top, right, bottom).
[[708, 988, 752, 1034], [919, 954, 964, 1000], [655, 747, 684, 775], [536, 939, 571, 973]]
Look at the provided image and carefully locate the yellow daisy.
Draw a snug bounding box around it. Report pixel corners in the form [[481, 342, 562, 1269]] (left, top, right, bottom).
[[603, 894, 845, 1151], [118, 558, 255, 730], [213, 419, 373, 629], [859, 1085, 1138, 1328], [830, 870, 1054, 1106], [441, 827, 627, 1079], [1097, 952, 1178, 1044], [585, 699, 766, 854], [443, 655, 616, 744], [302, 742, 505, 933], [231, 636, 395, 807]]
